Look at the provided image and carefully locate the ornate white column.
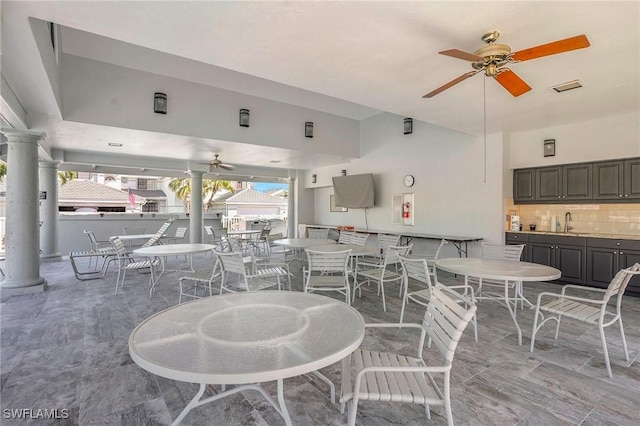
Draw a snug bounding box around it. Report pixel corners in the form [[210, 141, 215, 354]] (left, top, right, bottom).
[[1, 129, 47, 300], [39, 161, 62, 262], [189, 171, 204, 243]]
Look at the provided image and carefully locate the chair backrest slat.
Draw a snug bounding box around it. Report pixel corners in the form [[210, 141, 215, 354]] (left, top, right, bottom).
[[399, 256, 432, 287], [384, 245, 412, 266], [433, 239, 449, 260], [306, 249, 351, 273], [338, 231, 355, 244], [308, 228, 330, 239], [109, 236, 128, 257], [216, 251, 248, 275], [605, 262, 640, 302], [175, 227, 188, 238], [482, 243, 524, 261], [351, 232, 370, 246], [377, 234, 401, 256], [423, 287, 476, 364]]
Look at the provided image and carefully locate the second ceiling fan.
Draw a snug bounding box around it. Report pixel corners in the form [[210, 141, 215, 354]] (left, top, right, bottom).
[[424, 31, 590, 98]]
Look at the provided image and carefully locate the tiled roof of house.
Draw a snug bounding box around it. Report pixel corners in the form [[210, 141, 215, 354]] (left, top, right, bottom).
[[225, 188, 287, 205], [59, 180, 145, 202], [212, 189, 235, 203]]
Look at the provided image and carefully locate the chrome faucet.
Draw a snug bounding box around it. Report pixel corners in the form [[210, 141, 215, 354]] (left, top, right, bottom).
[[564, 211, 573, 233]]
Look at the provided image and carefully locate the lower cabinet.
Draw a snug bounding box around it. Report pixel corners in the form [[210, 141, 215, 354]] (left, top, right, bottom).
[[511, 233, 587, 285], [587, 238, 640, 295]]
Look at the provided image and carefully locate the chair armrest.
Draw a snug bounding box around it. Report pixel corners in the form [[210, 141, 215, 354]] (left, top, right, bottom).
[[357, 260, 382, 269], [536, 291, 606, 307], [561, 284, 607, 296], [365, 322, 422, 330]]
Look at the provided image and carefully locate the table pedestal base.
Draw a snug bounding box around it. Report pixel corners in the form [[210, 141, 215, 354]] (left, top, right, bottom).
[[173, 380, 292, 426]]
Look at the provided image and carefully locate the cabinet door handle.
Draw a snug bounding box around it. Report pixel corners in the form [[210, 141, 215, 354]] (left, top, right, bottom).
[[619, 194, 623, 197], [624, 194, 628, 197], [620, 251, 624, 255], [614, 251, 618, 255], [550, 246, 554, 249]]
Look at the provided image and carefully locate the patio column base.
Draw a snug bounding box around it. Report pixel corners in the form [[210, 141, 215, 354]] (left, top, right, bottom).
[[1, 279, 48, 302]]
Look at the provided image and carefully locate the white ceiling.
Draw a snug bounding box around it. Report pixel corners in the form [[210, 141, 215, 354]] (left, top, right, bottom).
[[2, 1, 639, 175]]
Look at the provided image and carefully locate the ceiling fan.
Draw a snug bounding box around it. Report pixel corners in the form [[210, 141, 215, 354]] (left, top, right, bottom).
[[210, 154, 235, 171], [424, 31, 590, 98]]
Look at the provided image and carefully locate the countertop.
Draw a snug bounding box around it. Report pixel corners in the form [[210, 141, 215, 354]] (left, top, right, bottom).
[[506, 230, 639, 241]]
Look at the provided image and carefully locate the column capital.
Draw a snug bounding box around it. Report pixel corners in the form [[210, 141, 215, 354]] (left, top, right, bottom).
[[1, 128, 46, 144], [38, 161, 61, 169], [187, 170, 206, 178]]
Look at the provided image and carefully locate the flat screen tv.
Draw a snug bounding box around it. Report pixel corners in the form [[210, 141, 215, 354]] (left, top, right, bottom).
[[332, 173, 375, 209]]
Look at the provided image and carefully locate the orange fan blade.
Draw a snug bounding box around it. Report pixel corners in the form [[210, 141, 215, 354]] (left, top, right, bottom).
[[439, 49, 484, 62], [423, 71, 480, 98], [495, 69, 532, 97], [512, 34, 590, 62]]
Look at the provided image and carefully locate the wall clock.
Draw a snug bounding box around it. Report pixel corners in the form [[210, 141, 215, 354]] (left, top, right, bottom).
[[403, 174, 415, 187]]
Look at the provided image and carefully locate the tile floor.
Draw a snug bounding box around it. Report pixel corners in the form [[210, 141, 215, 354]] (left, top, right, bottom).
[[1, 254, 640, 425]]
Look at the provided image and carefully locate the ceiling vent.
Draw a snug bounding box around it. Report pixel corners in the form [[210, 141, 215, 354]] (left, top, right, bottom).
[[550, 80, 583, 93]]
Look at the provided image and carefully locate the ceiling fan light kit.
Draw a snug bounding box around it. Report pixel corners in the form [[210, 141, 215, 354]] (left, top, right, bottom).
[[210, 154, 235, 171], [424, 31, 590, 98], [239, 108, 250, 127]]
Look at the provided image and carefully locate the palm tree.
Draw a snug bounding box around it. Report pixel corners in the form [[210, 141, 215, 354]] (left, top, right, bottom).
[[0, 162, 6, 182], [58, 171, 77, 185], [169, 178, 234, 212], [204, 180, 235, 211]]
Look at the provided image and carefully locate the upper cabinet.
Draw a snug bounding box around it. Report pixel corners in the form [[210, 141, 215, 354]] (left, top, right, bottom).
[[513, 158, 638, 204]]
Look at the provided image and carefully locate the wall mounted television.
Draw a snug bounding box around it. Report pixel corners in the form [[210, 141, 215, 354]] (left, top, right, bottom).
[[332, 173, 375, 209]]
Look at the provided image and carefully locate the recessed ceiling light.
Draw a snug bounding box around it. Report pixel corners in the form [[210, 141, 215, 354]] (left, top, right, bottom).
[[108, 142, 123, 147], [549, 80, 583, 93], [269, 160, 281, 163]]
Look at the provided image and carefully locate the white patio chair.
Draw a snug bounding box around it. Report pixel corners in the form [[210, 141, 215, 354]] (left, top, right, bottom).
[[338, 230, 355, 244], [122, 226, 146, 249], [398, 255, 478, 341], [83, 230, 114, 269], [340, 286, 477, 426], [303, 248, 352, 305], [266, 232, 293, 263], [216, 250, 282, 293], [530, 263, 640, 378], [470, 243, 526, 307], [354, 244, 412, 311], [110, 236, 160, 296], [166, 226, 188, 244], [350, 232, 370, 246], [365, 233, 401, 264], [178, 253, 221, 303], [308, 228, 330, 239], [415, 238, 449, 281]]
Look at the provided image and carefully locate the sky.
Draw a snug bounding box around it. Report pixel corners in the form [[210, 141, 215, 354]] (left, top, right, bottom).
[[252, 182, 288, 192]]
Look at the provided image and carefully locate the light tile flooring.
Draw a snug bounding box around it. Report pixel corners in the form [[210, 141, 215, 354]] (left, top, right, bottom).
[[1, 254, 640, 425]]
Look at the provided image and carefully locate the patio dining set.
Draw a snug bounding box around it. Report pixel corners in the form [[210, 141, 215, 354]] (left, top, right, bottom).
[[67, 221, 640, 425]]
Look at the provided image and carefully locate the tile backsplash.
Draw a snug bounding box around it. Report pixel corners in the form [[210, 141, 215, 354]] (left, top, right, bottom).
[[505, 200, 640, 236]]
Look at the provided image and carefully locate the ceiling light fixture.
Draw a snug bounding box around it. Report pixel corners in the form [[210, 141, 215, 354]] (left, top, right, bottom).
[[239, 108, 250, 127], [269, 160, 281, 163], [154, 92, 167, 114], [305, 122, 314, 138], [108, 142, 123, 147], [403, 118, 413, 135]]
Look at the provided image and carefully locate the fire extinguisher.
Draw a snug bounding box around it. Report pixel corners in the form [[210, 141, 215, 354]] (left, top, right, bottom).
[[403, 202, 410, 218]]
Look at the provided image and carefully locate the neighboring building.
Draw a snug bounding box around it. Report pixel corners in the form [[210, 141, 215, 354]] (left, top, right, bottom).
[[58, 179, 146, 212], [76, 172, 167, 212], [224, 187, 287, 218]]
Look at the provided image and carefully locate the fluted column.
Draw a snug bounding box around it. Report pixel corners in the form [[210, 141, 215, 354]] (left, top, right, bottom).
[[189, 171, 204, 243], [1, 129, 47, 300], [39, 161, 62, 262]]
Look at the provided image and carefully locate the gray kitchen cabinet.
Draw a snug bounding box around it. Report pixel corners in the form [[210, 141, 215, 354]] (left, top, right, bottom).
[[536, 166, 562, 201], [563, 163, 592, 200], [513, 168, 536, 203], [513, 157, 638, 204], [586, 237, 640, 295], [525, 234, 587, 284], [593, 158, 640, 200]]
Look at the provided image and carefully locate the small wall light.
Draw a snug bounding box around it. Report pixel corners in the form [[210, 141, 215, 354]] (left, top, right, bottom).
[[154, 92, 167, 114], [341, 169, 347, 176], [543, 139, 556, 157], [312, 174, 317, 184], [403, 118, 413, 135], [239, 109, 250, 127], [305, 122, 314, 138]]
